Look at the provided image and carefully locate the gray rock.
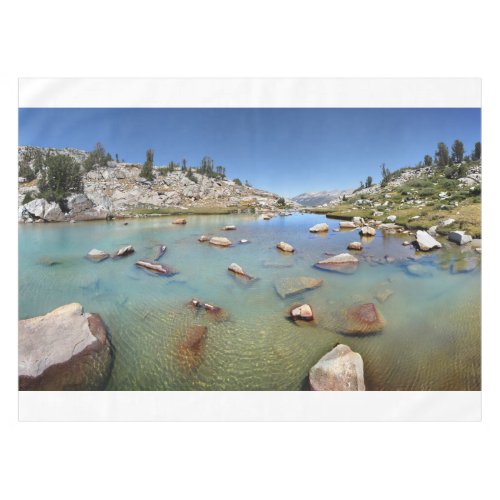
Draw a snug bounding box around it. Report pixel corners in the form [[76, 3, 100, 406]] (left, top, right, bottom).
[[314, 253, 359, 274], [415, 230, 442, 251], [309, 223, 329, 232], [448, 231, 473, 245], [86, 249, 110, 262], [18, 303, 112, 390], [309, 344, 365, 391], [277, 241, 295, 252]]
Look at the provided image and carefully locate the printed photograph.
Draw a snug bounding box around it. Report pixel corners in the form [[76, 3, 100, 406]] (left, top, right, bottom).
[[18, 107, 481, 391]]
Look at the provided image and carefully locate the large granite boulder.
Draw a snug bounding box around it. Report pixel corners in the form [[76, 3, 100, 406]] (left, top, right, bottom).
[[448, 231, 473, 246], [274, 276, 323, 299], [44, 202, 66, 222], [309, 344, 365, 391], [18, 303, 112, 390], [309, 223, 329, 233], [347, 241, 362, 251], [337, 303, 386, 335], [23, 198, 48, 219], [339, 221, 357, 229], [359, 225, 376, 236], [314, 253, 359, 274], [415, 230, 442, 251]]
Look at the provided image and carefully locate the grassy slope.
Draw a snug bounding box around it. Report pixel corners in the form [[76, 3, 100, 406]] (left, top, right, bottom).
[[307, 162, 481, 237]]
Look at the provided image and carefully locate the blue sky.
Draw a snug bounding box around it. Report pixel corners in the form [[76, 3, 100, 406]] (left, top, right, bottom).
[[19, 108, 481, 197]]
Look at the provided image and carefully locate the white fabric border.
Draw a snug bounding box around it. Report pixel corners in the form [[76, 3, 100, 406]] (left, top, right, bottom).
[[18, 78, 481, 108], [19, 391, 481, 421]]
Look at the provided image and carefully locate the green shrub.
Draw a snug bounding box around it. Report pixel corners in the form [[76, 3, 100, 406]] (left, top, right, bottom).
[[233, 178, 242, 186], [22, 191, 38, 204]]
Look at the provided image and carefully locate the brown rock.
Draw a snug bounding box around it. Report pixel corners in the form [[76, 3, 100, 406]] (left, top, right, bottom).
[[289, 303, 314, 321], [209, 236, 232, 247], [347, 241, 362, 251], [337, 303, 386, 335], [172, 218, 187, 224], [176, 325, 207, 370], [277, 241, 295, 252]]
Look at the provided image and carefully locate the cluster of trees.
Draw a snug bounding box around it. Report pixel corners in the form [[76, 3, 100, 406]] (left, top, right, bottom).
[[433, 140, 481, 167], [38, 155, 83, 203], [83, 143, 114, 171]]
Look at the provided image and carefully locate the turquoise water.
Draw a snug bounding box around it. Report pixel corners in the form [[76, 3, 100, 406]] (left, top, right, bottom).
[[19, 213, 481, 390]]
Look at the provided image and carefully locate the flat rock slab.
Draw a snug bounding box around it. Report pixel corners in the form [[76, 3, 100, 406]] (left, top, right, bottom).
[[136, 260, 177, 275], [309, 344, 365, 391], [416, 230, 442, 251], [19, 303, 112, 390], [274, 276, 323, 299], [315, 253, 359, 274]]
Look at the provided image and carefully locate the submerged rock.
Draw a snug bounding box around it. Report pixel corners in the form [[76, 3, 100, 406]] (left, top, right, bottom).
[[86, 248, 110, 262], [114, 244, 134, 257], [172, 218, 187, 225], [448, 231, 473, 246], [19, 303, 112, 390], [406, 263, 433, 277], [451, 258, 479, 274], [347, 241, 362, 251], [175, 325, 207, 370], [309, 344, 365, 391], [135, 260, 177, 275], [314, 253, 359, 274], [337, 303, 386, 335], [289, 303, 314, 322], [209, 236, 232, 247], [277, 241, 295, 253], [309, 223, 329, 233], [189, 298, 227, 320], [359, 226, 376, 236], [374, 287, 394, 303], [415, 230, 442, 251], [228, 262, 254, 280], [274, 276, 323, 299]]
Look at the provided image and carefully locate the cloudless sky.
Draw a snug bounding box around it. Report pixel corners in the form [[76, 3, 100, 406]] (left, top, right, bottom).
[[19, 108, 481, 197]]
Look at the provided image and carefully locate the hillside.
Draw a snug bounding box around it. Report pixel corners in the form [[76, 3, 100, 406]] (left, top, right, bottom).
[[291, 188, 353, 207], [308, 160, 482, 237], [18, 146, 298, 222]]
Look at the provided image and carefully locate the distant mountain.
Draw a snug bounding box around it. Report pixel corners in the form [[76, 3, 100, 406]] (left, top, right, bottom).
[[291, 189, 354, 207]]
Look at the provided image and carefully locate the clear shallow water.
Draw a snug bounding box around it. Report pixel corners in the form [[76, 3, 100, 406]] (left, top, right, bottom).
[[19, 213, 481, 390]]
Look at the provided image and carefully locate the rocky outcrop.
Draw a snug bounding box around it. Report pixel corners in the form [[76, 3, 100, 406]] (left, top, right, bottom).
[[309, 344, 365, 391], [415, 230, 442, 251], [18, 303, 112, 390], [277, 241, 295, 253], [448, 231, 473, 246], [309, 223, 329, 233], [337, 303, 386, 335], [314, 253, 359, 274], [274, 276, 323, 299]]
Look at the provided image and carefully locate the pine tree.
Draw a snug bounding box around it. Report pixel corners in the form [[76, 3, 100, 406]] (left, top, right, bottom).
[[424, 155, 433, 166], [140, 149, 155, 181], [435, 142, 450, 167], [451, 140, 465, 163], [472, 142, 481, 161]]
